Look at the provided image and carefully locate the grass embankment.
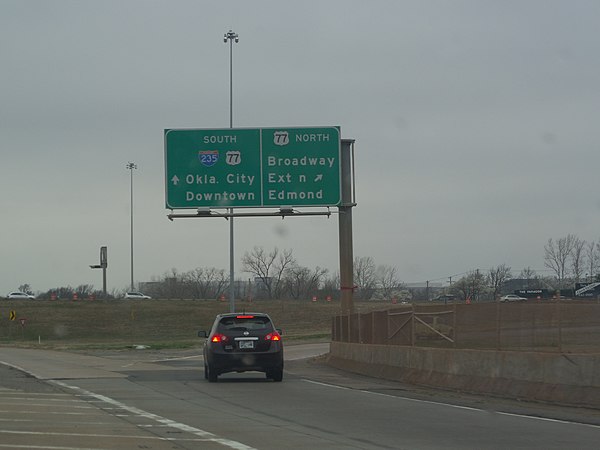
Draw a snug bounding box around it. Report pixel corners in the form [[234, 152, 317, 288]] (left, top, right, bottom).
[[0, 298, 388, 350]]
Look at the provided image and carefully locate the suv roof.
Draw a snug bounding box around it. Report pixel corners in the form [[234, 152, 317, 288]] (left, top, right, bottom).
[[215, 312, 269, 318]]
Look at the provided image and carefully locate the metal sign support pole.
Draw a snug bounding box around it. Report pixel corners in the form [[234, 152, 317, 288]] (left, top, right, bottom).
[[339, 139, 356, 314]]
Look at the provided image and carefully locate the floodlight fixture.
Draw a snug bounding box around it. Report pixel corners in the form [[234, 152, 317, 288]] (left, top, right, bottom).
[[224, 30, 239, 44]]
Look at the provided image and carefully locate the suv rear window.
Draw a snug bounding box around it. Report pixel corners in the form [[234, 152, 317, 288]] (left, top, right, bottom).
[[217, 316, 274, 332]]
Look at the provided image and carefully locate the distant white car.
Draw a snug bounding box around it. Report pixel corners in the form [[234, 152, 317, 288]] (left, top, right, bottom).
[[125, 292, 151, 299], [500, 294, 527, 302], [7, 291, 35, 300]]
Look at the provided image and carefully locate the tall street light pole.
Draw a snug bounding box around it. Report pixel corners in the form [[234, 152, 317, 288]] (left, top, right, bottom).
[[126, 162, 137, 292], [224, 30, 239, 313], [225, 30, 238, 128]]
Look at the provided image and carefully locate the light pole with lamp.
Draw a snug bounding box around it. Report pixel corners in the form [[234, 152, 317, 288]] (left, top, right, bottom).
[[224, 30, 239, 313], [126, 162, 137, 292]]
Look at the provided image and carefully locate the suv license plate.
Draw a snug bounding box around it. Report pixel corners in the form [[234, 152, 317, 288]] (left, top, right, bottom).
[[239, 340, 254, 349]]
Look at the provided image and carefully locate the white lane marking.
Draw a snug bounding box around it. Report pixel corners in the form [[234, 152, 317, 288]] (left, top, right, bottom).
[[0, 418, 36, 423], [0, 402, 94, 409], [0, 445, 102, 450], [2, 359, 256, 449], [0, 393, 72, 397], [0, 429, 211, 442], [51, 380, 257, 450], [0, 396, 86, 403], [0, 418, 117, 426], [301, 379, 600, 429], [0, 409, 97, 416], [494, 410, 600, 427], [0, 361, 44, 379]]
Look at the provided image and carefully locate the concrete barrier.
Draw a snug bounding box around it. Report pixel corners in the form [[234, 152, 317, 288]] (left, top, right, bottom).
[[328, 342, 600, 408]]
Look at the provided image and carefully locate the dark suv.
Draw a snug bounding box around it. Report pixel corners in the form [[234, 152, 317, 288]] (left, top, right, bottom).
[[199, 313, 284, 382]]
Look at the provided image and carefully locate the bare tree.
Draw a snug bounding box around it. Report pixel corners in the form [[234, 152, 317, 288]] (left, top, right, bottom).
[[585, 240, 600, 282], [18, 284, 32, 294], [487, 264, 512, 300], [284, 265, 328, 300], [518, 266, 543, 289], [321, 273, 340, 300], [451, 270, 486, 301], [74, 284, 95, 298], [376, 265, 404, 300], [242, 247, 296, 299], [571, 237, 586, 283], [164, 268, 187, 299], [544, 235, 577, 288], [353, 256, 377, 300], [186, 267, 227, 300], [518, 267, 537, 279]]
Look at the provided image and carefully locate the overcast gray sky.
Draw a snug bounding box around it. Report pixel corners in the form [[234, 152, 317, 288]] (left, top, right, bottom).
[[2, 0, 599, 294]]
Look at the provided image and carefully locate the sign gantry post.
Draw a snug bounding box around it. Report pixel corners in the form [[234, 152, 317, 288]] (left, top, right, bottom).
[[339, 139, 356, 314]]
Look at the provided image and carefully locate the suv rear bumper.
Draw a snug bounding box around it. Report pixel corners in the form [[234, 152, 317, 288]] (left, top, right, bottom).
[[208, 350, 283, 374]]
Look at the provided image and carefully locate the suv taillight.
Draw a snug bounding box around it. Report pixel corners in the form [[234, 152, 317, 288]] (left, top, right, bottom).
[[265, 331, 281, 341], [211, 333, 229, 343]]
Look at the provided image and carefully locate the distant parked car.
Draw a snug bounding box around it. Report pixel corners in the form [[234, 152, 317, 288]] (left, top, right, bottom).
[[125, 292, 151, 299], [6, 291, 35, 300], [432, 294, 455, 303], [500, 294, 527, 302]]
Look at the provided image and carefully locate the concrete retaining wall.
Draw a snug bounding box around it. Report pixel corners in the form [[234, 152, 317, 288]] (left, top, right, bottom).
[[329, 342, 600, 408]]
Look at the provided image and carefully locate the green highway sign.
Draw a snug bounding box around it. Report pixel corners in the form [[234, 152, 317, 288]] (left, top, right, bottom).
[[164, 126, 341, 209]]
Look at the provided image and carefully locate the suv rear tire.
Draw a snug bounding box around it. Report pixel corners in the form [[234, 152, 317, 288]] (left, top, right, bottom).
[[207, 363, 218, 382], [267, 368, 283, 382]]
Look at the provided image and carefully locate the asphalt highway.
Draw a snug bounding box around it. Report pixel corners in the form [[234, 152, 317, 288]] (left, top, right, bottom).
[[1, 343, 600, 449]]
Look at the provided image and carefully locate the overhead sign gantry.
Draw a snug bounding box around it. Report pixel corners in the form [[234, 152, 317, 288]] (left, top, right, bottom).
[[164, 126, 356, 314]]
